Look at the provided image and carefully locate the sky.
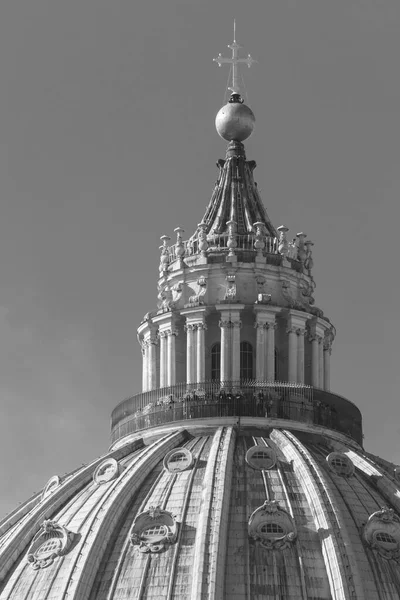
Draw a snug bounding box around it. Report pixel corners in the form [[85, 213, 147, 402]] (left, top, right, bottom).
[[0, 0, 400, 517]]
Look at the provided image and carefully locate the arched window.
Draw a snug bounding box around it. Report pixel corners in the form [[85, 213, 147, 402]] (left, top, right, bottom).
[[240, 342, 253, 381], [211, 343, 221, 381]]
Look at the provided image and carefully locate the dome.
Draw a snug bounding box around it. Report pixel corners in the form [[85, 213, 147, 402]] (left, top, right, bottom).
[[2, 421, 400, 599], [2, 29, 400, 600], [215, 99, 255, 142]]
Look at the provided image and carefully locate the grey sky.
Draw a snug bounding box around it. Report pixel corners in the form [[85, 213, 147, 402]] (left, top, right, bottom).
[[1, 0, 400, 516]]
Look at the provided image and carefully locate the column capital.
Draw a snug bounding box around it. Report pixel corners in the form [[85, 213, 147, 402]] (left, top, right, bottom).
[[286, 308, 309, 333], [184, 323, 197, 332], [286, 326, 298, 335]]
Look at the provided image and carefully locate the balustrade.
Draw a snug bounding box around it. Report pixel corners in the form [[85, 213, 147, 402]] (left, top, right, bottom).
[[110, 380, 362, 445]]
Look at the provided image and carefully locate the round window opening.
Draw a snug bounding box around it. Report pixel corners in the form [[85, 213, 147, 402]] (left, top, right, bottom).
[[246, 446, 277, 470], [93, 458, 119, 484]]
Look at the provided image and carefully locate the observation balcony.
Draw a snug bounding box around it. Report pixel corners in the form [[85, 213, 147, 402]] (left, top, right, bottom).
[[110, 381, 363, 446]]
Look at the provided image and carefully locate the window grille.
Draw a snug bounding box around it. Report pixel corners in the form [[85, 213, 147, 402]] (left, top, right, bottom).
[[141, 525, 167, 540], [375, 532, 397, 544], [260, 523, 285, 535], [36, 538, 61, 558], [211, 343, 221, 380], [240, 341, 253, 380]]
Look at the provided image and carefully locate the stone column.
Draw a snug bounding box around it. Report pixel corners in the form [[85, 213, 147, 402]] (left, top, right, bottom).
[[181, 308, 208, 386], [167, 329, 178, 387], [318, 336, 324, 390], [323, 331, 334, 391], [310, 333, 319, 388], [287, 310, 309, 384], [254, 307, 280, 382], [266, 323, 277, 382], [255, 323, 267, 381], [147, 336, 158, 391], [297, 330, 306, 384], [196, 323, 206, 383], [219, 319, 231, 383], [218, 305, 244, 384], [287, 327, 298, 383], [231, 319, 242, 382], [140, 339, 148, 392], [159, 331, 168, 388], [185, 324, 196, 385]]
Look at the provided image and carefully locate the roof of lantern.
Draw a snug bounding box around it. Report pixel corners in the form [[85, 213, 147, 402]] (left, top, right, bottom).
[[197, 26, 276, 237], [199, 140, 277, 236]]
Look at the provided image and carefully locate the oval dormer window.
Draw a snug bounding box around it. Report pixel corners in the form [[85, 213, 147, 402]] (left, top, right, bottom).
[[327, 452, 354, 477], [93, 458, 119, 485], [163, 448, 193, 473], [246, 446, 277, 470], [42, 475, 61, 500]]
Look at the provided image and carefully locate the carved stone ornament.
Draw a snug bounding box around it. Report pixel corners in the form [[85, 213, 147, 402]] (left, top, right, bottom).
[[130, 506, 178, 553], [364, 507, 400, 561], [248, 500, 297, 551], [27, 520, 76, 570], [224, 273, 237, 301], [246, 445, 277, 470], [188, 276, 207, 307], [42, 475, 61, 500], [326, 452, 355, 477], [93, 458, 119, 485], [163, 448, 194, 473], [394, 467, 400, 484]]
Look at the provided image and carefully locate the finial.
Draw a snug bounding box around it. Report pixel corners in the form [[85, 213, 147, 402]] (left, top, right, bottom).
[[213, 21, 256, 97]]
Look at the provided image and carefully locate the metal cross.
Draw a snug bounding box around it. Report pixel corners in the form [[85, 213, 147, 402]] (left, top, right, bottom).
[[213, 20, 256, 95]]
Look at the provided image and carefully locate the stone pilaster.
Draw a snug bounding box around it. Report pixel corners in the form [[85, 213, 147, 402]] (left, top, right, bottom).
[[139, 338, 147, 391], [254, 322, 267, 380], [266, 322, 277, 381], [196, 323, 207, 383], [167, 329, 178, 386], [287, 326, 298, 383], [153, 314, 177, 389], [308, 317, 328, 389], [147, 335, 158, 391], [219, 319, 231, 382], [181, 307, 208, 386], [287, 310, 309, 383], [297, 330, 306, 384], [231, 319, 242, 381], [218, 305, 244, 384], [318, 335, 324, 390], [159, 331, 168, 388], [254, 306, 280, 382], [184, 324, 196, 385], [323, 330, 334, 391]]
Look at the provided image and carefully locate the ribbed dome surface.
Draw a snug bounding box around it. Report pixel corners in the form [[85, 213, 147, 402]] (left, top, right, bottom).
[[2, 423, 400, 599]]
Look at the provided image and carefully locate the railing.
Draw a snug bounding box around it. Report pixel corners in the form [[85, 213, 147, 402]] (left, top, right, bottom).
[[167, 234, 280, 263], [110, 381, 363, 445]]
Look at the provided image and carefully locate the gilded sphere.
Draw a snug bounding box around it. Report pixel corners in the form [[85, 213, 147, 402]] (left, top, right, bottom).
[[215, 102, 255, 142]]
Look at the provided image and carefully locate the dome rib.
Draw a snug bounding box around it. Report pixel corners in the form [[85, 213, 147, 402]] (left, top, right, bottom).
[[0, 438, 145, 587], [200, 141, 277, 237], [275, 429, 370, 599], [63, 431, 186, 600], [190, 427, 235, 600]]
